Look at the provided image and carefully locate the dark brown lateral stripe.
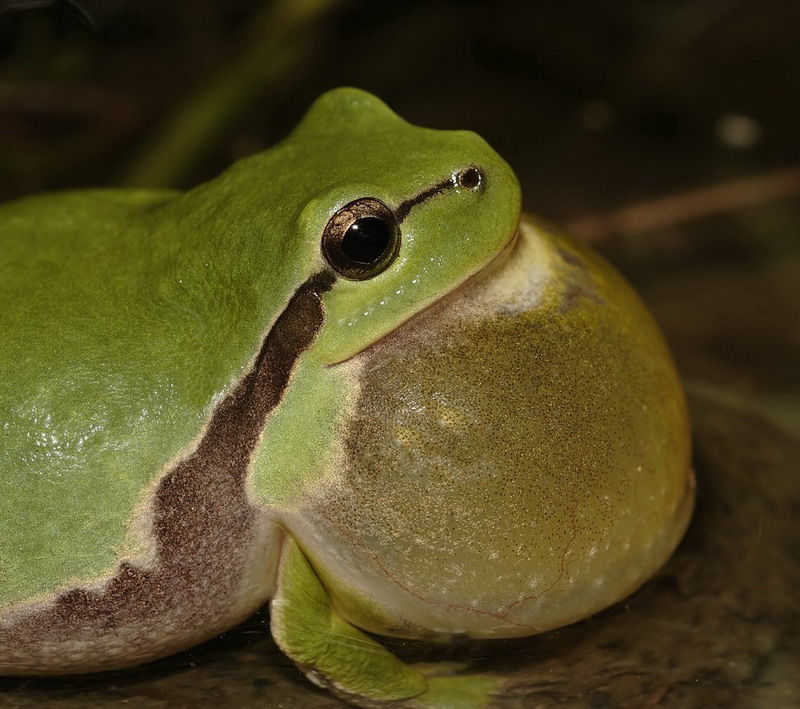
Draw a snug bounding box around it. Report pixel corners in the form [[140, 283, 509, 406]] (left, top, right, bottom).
[[154, 268, 336, 572], [395, 177, 456, 223], [0, 269, 336, 672]]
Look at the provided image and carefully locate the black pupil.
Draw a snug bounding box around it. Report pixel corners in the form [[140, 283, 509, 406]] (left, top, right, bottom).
[[341, 217, 391, 264]]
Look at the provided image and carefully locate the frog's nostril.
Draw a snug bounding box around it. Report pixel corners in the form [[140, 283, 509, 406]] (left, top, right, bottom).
[[456, 166, 483, 191]]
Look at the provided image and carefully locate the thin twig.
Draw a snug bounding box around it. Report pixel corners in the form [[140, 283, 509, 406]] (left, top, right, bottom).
[[0, 81, 138, 117], [566, 167, 800, 242]]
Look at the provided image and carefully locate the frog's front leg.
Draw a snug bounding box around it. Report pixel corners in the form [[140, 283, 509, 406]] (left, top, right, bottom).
[[270, 538, 498, 708]]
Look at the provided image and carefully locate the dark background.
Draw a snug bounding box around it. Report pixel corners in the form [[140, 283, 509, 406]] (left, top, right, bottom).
[[1, 1, 799, 706]]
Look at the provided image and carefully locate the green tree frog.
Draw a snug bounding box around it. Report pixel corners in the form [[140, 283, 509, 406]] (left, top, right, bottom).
[[0, 88, 694, 707]]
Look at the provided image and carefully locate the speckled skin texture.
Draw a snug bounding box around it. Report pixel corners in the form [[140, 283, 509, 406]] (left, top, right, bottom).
[[284, 217, 693, 640]]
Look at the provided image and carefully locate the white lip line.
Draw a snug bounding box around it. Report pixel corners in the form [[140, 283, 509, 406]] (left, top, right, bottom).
[[327, 223, 522, 367]]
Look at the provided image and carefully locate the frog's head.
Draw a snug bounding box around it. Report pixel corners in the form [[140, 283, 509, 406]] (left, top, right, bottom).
[[232, 88, 520, 363]]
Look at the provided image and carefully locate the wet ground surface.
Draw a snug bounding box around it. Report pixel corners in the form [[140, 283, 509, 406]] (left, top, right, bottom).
[[1, 1, 799, 707]]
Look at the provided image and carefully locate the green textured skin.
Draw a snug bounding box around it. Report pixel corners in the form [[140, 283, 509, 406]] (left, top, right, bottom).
[[0, 88, 520, 611]]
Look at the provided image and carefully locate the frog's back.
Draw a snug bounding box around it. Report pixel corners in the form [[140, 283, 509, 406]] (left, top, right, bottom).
[[2, 190, 180, 606], [0, 188, 286, 672]]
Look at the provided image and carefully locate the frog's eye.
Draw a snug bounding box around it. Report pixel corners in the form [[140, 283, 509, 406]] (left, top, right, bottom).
[[322, 198, 401, 280]]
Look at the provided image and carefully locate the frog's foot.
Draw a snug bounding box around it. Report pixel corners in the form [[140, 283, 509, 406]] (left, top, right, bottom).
[[270, 538, 498, 708], [408, 672, 499, 709]]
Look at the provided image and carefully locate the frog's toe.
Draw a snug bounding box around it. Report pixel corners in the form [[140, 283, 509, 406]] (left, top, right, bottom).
[[408, 673, 499, 709]]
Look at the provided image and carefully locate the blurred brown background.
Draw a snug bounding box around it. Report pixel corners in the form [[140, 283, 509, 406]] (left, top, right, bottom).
[[1, 1, 798, 707]]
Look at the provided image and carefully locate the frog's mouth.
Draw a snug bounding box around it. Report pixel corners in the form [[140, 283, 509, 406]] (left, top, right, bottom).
[[329, 223, 524, 366]]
